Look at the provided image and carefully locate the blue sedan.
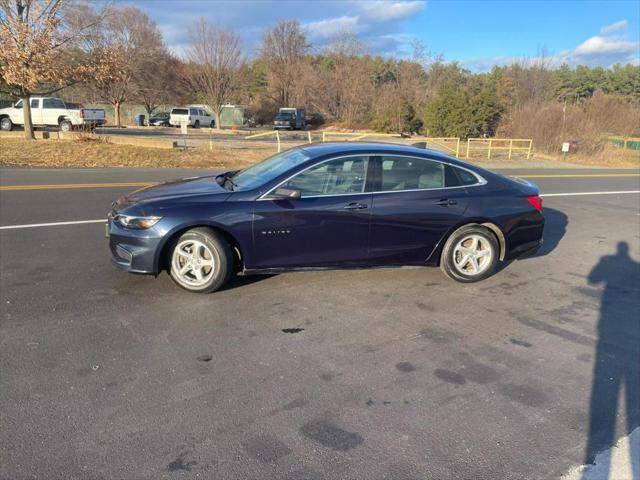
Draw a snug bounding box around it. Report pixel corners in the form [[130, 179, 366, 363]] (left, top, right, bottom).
[[107, 142, 544, 293]]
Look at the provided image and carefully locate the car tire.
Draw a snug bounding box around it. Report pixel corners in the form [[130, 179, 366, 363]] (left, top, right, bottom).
[[440, 225, 499, 283], [169, 227, 233, 293], [1, 117, 13, 131], [210, 121, 215, 128], [59, 120, 72, 132], [194, 120, 200, 129]]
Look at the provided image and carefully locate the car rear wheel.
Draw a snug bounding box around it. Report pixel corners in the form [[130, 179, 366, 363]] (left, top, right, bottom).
[[194, 120, 200, 129], [440, 225, 498, 283], [169, 228, 233, 293], [59, 120, 72, 132], [1, 117, 13, 131]]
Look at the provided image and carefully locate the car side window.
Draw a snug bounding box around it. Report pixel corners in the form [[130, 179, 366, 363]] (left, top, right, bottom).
[[379, 156, 444, 191], [282, 156, 369, 197], [43, 98, 64, 109], [453, 166, 481, 186], [30, 99, 40, 108], [189, 108, 197, 116]]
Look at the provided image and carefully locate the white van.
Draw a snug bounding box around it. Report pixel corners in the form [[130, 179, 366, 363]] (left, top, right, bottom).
[[169, 106, 214, 128]]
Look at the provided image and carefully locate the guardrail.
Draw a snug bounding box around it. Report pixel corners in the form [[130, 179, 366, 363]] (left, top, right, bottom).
[[320, 131, 461, 157], [246, 130, 315, 152], [465, 138, 533, 160], [608, 136, 640, 150]]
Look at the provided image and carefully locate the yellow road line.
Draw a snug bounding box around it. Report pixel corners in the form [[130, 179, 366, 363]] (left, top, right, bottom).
[[0, 182, 153, 191], [521, 173, 639, 178]]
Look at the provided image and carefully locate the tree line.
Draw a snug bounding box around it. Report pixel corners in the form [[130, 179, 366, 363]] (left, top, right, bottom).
[[1, 0, 639, 151]]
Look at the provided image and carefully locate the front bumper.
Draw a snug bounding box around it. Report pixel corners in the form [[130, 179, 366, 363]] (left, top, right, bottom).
[[108, 219, 162, 274]]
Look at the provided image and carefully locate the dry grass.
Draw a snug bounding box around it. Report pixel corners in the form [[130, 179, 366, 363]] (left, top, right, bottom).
[[499, 92, 640, 156], [533, 146, 640, 168], [0, 138, 268, 169], [1, 135, 637, 170]]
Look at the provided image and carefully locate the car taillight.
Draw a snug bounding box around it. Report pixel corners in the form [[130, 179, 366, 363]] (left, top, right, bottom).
[[80, 109, 84, 118], [527, 195, 542, 212]]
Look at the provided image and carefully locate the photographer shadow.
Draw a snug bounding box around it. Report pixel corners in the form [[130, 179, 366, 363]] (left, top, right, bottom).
[[582, 242, 640, 479]]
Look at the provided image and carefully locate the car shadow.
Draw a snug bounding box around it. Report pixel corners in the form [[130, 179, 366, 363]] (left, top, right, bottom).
[[535, 207, 568, 257], [581, 242, 639, 478], [218, 273, 276, 292]]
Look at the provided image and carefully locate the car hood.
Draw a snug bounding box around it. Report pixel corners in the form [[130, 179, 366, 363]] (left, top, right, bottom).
[[114, 175, 230, 209]]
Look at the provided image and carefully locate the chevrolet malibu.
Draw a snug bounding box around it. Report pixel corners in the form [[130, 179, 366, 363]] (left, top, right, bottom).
[[107, 143, 544, 293]]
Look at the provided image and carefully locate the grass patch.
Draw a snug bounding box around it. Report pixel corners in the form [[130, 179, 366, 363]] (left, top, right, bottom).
[[0, 138, 268, 169]]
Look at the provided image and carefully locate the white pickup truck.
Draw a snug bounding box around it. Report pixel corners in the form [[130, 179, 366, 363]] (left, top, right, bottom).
[[0, 97, 106, 132]]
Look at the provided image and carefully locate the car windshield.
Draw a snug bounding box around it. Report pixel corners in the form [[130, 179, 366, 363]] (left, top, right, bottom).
[[230, 149, 311, 191], [276, 113, 293, 119]]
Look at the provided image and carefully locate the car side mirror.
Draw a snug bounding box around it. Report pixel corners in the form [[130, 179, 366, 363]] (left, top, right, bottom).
[[271, 187, 301, 200]]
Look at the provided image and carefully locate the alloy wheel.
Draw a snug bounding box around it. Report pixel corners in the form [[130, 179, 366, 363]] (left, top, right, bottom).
[[171, 239, 216, 287], [452, 234, 493, 276]]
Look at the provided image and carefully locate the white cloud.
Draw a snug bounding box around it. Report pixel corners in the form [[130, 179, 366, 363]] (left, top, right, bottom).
[[358, 1, 425, 21], [574, 35, 638, 56], [600, 20, 628, 34], [304, 15, 363, 39]]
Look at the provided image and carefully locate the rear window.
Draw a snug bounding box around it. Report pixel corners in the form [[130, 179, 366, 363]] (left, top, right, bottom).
[[171, 108, 188, 115]]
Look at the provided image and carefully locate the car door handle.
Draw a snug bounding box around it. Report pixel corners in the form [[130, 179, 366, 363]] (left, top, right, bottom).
[[344, 202, 368, 210], [436, 198, 457, 206]]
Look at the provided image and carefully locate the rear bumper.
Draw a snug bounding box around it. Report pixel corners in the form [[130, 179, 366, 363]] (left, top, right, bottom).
[[504, 210, 545, 260]]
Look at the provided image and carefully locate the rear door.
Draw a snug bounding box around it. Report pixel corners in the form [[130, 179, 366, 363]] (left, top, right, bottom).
[[189, 108, 198, 126], [251, 155, 373, 269], [42, 98, 65, 125], [367, 155, 470, 265]]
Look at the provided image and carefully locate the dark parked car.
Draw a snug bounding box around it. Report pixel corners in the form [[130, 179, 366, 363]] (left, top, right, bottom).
[[107, 143, 544, 293], [148, 112, 170, 126]]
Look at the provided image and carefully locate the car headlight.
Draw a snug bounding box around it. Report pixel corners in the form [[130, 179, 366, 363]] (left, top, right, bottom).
[[113, 214, 161, 229]]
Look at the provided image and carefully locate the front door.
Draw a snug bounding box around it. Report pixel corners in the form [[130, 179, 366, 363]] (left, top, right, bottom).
[[251, 155, 372, 269], [29, 99, 42, 125]]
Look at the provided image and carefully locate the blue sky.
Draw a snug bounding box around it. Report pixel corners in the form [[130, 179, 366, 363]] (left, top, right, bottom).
[[126, 0, 640, 70]]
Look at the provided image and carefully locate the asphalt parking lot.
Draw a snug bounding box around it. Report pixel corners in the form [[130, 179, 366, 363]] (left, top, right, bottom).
[[1, 167, 639, 479]]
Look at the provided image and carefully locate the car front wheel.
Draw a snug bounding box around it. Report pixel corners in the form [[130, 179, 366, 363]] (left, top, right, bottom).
[[440, 225, 499, 283], [169, 228, 233, 293]]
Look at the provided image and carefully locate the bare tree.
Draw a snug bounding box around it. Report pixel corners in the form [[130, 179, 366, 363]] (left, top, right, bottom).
[[184, 18, 241, 130], [312, 33, 372, 126], [135, 51, 179, 118], [87, 6, 165, 127], [0, 0, 105, 139], [259, 20, 310, 106]]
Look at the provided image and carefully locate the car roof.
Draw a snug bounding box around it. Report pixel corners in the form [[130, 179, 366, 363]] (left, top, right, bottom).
[[299, 141, 454, 161]]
